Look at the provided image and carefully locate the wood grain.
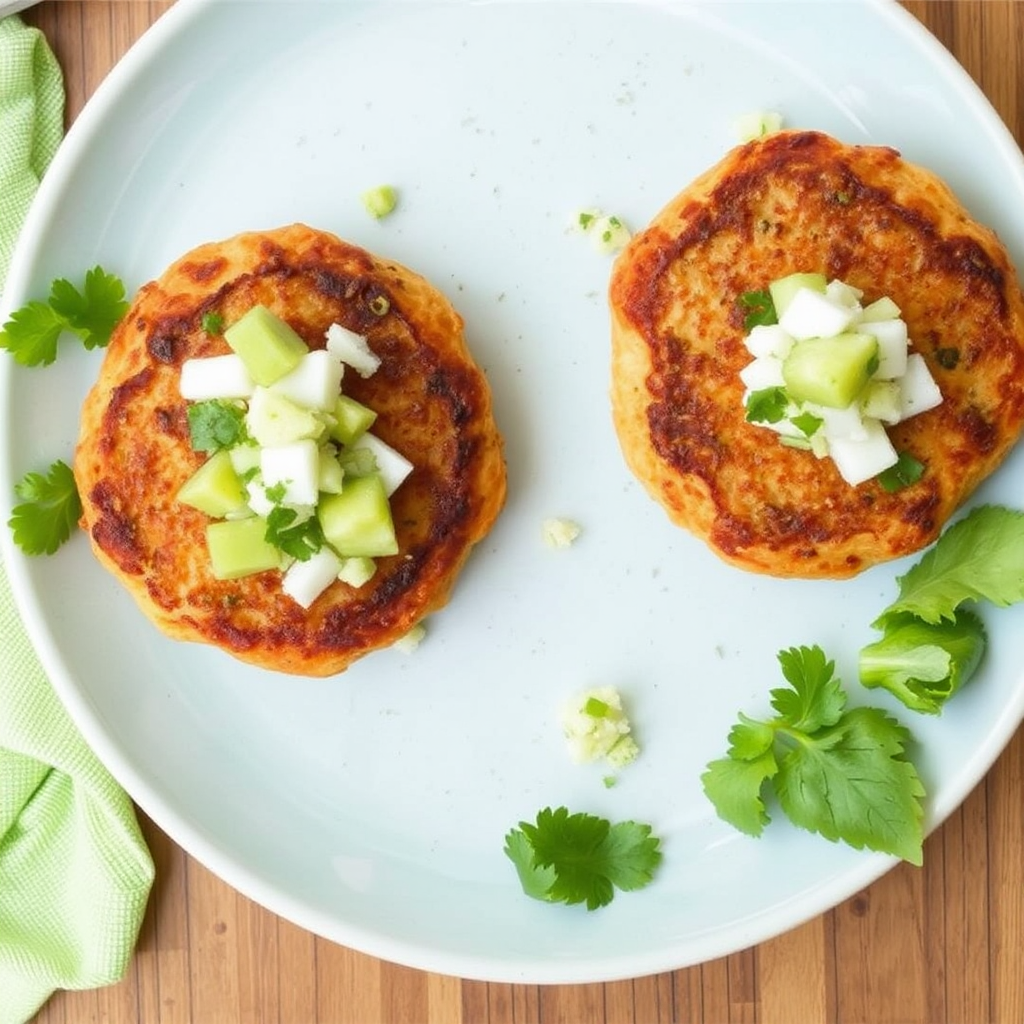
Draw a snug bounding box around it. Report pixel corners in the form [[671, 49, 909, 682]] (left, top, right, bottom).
[[19, 2, 1024, 1021]]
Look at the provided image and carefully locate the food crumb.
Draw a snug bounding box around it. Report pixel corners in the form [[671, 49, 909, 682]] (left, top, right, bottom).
[[394, 623, 426, 652], [542, 517, 581, 548]]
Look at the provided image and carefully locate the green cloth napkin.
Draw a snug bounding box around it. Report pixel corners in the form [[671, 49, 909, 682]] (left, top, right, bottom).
[[0, 15, 154, 1024]]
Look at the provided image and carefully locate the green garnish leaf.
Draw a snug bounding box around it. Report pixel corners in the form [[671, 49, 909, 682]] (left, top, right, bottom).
[[47, 267, 129, 350], [876, 451, 924, 493], [874, 505, 1024, 627], [745, 386, 788, 424], [201, 311, 224, 335], [859, 610, 986, 714], [265, 507, 324, 562], [8, 460, 82, 555], [1, 267, 129, 366], [738, 288, 778, 330], [702, 644, 925, 864], [504, 806, 662, 911], [790, 411, 823, 438], [187, 400, 247, 453]]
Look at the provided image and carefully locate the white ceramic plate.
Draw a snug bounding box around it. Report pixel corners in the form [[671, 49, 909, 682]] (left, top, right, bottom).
[[4, 0, 1024, 985]]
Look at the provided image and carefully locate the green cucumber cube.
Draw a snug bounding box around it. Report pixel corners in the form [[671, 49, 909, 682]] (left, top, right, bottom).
[[329, 394, 378, 446], [318, 474, 398, 558], [769, 272, 827, 318], [337, 555, 377, 588], [246, 387, 325, 446], [224, 305, 308, 386], [860, 295, 902, 323], [206, 517, 281, 579], [177, 450, 247, 517], [782, 332, 879, 409]]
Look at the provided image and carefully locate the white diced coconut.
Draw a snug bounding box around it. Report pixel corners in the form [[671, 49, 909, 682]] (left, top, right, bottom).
[[325, 323, 381, 378], [350, 433, 413, 496], [739, 355, 786, 391], [861, 319, 909, 380], [269, 349, 344, 411], [744, 324, 795, 360], [860, 381, 902, 425], [825, 279, 864, 309], [898, 353, 943, 421], [779, 287, 857, 341], [813, 401, 869, 443], [179, 354, 255, 401], [282, 546, 343, 609], [828, 418, 898, 486], [245, 478, 275, 516], [260, 439, 320, 507]]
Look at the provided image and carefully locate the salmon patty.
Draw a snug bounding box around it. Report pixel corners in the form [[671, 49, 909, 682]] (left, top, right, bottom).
[[75, 224, 506, 675], [610, 130, 1024, 578]]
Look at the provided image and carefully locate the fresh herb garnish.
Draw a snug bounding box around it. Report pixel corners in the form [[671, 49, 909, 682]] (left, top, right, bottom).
[[702, 645, 925, 864], [872, 505, 1024, 628], [859, 610, 986, 714], [0, 267, 128, 366], [504, 806, 662, 910], [265, 506, 324, 562], [876, 451, 925, 493], [745, 386, 788, 424], [791, 410, 823, 437], [8, 460, 82, 555], [187, 400, 247, 453], [857, 505, 1024, 713], [201, 311, 224, 335], [738, 288, 777, 330]]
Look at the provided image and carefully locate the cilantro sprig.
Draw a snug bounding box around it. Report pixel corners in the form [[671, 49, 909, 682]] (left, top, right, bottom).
[[504, 806, 662, 910], [8, 460, 82, 555], [702, 645, 925, 865], [0, 267, 128, 366]]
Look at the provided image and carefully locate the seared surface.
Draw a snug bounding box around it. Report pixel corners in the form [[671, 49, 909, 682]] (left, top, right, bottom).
[[610, 130, 1024, 578], [75, 224, 506, 675]]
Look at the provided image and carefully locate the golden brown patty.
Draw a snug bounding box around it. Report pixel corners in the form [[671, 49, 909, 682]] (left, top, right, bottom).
[[75, 224, 506, 675], [610, 130, 1024, 578]]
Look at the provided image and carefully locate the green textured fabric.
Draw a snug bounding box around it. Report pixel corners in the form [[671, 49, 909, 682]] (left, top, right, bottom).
[[0, 16, 154, 1024]]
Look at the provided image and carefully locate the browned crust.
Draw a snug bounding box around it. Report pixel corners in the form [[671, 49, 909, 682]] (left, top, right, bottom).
[[75, 224, 506, 675], [609, 130, 1024, 578]]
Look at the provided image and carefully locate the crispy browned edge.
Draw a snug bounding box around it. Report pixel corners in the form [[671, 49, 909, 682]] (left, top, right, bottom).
[[609, 130, 1024, 578], [75, 224, 507, 675]]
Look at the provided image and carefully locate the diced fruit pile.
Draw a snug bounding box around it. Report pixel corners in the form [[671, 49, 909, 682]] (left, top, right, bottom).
[[739, 272, 942, 487], [176, 304, 412, 608]]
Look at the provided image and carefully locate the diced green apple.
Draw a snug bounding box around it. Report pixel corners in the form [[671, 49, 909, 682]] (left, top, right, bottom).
[[768, 272, 827, 318], [329, 394, 378, 446], [337, 555, 377, 588], [224, 305, 308, 386], [782, 333, 879, 409], [318, 474, 399, 558], [206, 517, 281, 579], [246, 387, 325, 446], [177, 449, 247, 517], [317, 446, 346, 494], [860, 295, 901, 323]]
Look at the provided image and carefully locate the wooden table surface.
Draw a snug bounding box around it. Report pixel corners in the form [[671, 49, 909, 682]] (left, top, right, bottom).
[[20, 2, 1024, 1022]]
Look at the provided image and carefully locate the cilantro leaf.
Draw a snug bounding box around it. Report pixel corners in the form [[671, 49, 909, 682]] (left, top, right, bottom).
[[0, 301, 66, 366], [774, 706, 924, 864], [187, 400, 247, 453], [745, 386, 788, 424], [701, 750, 777, 837], [876, 451, 924, 493], [738, 288, 777, 330], [875, 505, 1024, 626], [8, 460, 82, 555], [859, 610, 986, 714], [48, 267, 128, 349], [791, 410, 823, 438], [0, 266, 128, 366], [265, 507, 324, 562], [504, 806, 662, 911], [702, 645, 925, 864]]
